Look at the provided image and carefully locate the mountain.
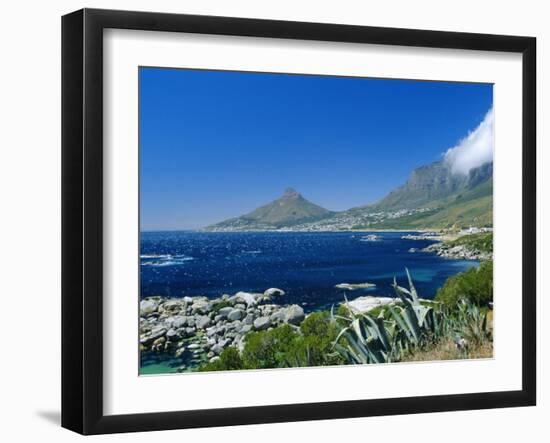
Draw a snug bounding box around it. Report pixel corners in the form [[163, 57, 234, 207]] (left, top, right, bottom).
[[331, 160, 493, 230], [367, 161, 493, 212], [203, 161, 493, 232], [205, 188, 333, 231]]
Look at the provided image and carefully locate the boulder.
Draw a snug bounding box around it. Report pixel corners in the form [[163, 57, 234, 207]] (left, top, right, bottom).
[[206, 327, 218, 338], [269, 310, 285, 324], [283, 305, 305, 325], [196, 315, 211, 329], [161, 299, 185, 314], [253, 316, 271, 331], [243, 313, 255, 325], [345, 296, 398, 314], [164, 315, 186, 328], [175, 346, 186, 358], [232, 291, 258, 307], [227, 309, 244, 322], [150, 326, 167, 339], [264, 288, 285, 297], [191, 299, 210, 314], [218, 306, 234, 318], [140, 299, 159, 317], [211, 343, 224, 355], [166, 328, 179, 341], [151, 336, 166, 351]]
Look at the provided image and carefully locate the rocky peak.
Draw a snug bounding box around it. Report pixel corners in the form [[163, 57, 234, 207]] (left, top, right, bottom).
[[282, 187, 300, 199]]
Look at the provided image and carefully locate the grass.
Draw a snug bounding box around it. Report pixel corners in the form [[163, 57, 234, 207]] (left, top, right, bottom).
[[446, 231, 493, 254], [400, 335, 493, 362]]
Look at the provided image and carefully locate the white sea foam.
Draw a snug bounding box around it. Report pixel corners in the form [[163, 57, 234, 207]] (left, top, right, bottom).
[[140, 254, 194, 267]]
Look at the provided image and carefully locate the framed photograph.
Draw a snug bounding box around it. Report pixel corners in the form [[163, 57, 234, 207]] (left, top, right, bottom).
[[62, 8, 536, 435]]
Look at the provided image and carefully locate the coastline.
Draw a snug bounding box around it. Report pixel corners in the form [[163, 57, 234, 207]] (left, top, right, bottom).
[[139, 230, 492, 374]]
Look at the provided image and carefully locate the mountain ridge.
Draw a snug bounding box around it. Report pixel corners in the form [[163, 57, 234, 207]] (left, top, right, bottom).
[[203, 160, 493, 231]]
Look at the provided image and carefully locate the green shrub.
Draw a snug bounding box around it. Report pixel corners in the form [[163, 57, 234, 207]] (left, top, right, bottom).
[[242, 324, 298, 369], [199, 346, 243, 372], [435, 260, 493, 308], [447, 232, 493, 254], [199, 312, 345, 372], [298, 311, 344, 366]]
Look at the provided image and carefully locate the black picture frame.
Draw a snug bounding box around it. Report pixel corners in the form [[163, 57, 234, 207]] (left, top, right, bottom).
[[62, 8, 537, 435]]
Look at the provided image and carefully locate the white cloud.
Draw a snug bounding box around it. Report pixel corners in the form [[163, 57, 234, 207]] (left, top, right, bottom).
[[444, 107, 494, 175]]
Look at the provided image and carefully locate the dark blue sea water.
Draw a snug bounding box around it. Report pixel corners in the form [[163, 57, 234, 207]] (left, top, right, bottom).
[[140, 231, 478, 312]]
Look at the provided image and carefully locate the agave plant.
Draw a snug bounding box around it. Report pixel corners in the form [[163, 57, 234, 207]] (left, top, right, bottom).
[[449, 298, 491, 347], [332, 268, 447, 364], [331, 301, 395, 364]]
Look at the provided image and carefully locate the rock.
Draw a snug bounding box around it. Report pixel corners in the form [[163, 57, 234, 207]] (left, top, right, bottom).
[[182, 296, 194, 304], [150, 326, 167, 339], [210, 356, 221, 363], [187, 343, 201, 350], [191, 299, 210, 314], [206, 327, 218, 338], [253, 316, 271, 331], [151, 336, 166, 351], [169, 315, 188, 328], [139, 334, 152, 345], [166, 328, 179, 341], [241, 324, 252, 334], [232, 291, 258, 307], [334, 282, 376, 290], [264, 288, 285, 297], [269, 310, 285, 324], [161, 299, 185, 314], [283, 305, 305, 325], [175, 346, 186, 358], [227, 309, 244, 322], [196, 315, 211, 329], [255, 294, 272, 304], [211, 344, 224, 355], [345, 296, 398, 313], [243, 313, 255, 325], [186, 317, 195, 327], [140, 299, 159, 316], [218, 306, 234, 318]]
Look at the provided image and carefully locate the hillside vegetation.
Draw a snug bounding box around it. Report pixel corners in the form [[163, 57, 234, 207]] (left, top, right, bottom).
[[446, 231, 493, 254]]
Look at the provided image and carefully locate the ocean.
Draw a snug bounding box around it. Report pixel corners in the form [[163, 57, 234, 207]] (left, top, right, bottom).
[[140, 231, 478, 312]]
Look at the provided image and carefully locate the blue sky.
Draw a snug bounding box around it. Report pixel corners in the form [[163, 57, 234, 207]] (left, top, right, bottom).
[[140, 67, 492, 230]]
